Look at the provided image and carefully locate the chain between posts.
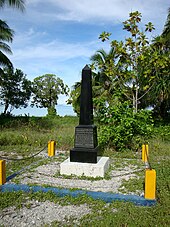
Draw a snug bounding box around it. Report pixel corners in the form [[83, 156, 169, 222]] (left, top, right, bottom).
[[0, 143, 153, 183], [0, 145, 47, 161]]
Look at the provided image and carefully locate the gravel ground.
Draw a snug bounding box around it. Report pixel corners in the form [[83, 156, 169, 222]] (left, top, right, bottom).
[[0, 200, 91, 226], [16, 162, 141, 193], [0, 150, 144, 226], [7, 149, 143, 194]]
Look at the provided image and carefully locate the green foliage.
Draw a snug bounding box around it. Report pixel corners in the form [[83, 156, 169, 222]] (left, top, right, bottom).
[[67, 82, 81, 115], [32, 74, 69, 116], [69, 10, 170, 121], [0, 19, 14, 69], [0, 0, 25, 11], [99, 31, 111, 42], [162, 7, 170, 49], [152, 125, 170, 141], [0, 0, 25, 70], [97, 101, 153, 151], [145, 38, 170, 118], [0, 115, 78, 151], [0, 191, 26, 210], [0, 68, 32, 114], [96, 12, 152, 115], [47, 106, 57, 117]]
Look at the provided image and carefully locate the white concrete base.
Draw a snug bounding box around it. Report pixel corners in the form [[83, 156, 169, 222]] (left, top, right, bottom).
[[60, 156, 109, 178]]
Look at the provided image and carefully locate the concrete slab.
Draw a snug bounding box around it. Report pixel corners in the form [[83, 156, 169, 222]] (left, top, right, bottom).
[[60, 156, 109, 178]]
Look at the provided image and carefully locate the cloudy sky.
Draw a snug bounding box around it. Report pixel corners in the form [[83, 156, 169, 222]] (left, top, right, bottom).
[[1, 0, 169, 110]]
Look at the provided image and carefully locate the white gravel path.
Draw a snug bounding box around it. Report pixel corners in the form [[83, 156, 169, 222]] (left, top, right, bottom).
[[0, 150, 144, 226], [17, 161, 141, 193], [0, 201, 91, 226]]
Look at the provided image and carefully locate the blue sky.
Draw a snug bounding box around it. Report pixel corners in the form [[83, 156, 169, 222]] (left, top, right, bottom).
[[1, 0, 169, 113]]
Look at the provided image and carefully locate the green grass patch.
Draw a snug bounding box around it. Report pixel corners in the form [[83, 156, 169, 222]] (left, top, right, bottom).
[[0, 115, 170, 226]]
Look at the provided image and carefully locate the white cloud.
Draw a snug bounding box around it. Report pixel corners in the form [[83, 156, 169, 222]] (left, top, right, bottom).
[[8, 28, 99, 86], [1, 0, 169, 113], [11, 34, 100, 61], [26, 0, 169, 27], [2, 0, 169, 86]]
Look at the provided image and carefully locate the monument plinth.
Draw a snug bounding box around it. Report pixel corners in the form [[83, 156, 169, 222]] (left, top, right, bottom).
[[60, 65, 109, 177], [70, 65, 98, 163]]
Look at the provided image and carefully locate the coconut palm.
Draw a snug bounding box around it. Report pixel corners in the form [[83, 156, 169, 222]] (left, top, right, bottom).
[[0, 0, 25, 70], [90, 48, 117, 100], [148, 8, 170, 117], [0, 20, 14, 70], [162, 8, 170, 36], [162, 7, 170, 48], [0, 0, 25, 11]]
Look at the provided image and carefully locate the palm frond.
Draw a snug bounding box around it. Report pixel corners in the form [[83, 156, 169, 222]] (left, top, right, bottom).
[[0, 0, 25, 11], [0, 50, 13, 68], [0, 42, 12, 54], [0, 20, 14, 42]]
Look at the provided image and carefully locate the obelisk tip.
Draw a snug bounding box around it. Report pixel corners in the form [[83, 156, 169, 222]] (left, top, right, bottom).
[[83, 64, 90, 71]]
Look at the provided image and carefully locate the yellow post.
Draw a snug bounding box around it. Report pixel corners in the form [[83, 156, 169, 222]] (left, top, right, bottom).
[[0, 160, 6, 185], [48, 140, 56, 157], [142, 144, 145, 161], [145, 144, 148, 162], [50, 140, 55, 156], [145, 169, 156, 200], [48, 141, 51, 156], [142, 144, 149, 162]]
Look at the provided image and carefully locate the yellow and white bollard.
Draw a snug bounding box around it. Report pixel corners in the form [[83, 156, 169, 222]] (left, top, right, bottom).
[[48, 140, 56, 157], [145, 169, 156, 200], [142, 144, 149, 162], [0, 160, 6, 185]]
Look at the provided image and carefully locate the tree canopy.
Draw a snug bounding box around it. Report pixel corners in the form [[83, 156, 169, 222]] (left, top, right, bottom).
[[68, 10, 170, 150], [32, 74, 69, 116], [0, 0, 25, 11], [0, 20, 14, 70], [0, 68, 32, 114], [0, 0, 25, 70], [69, 10, 170, 118]]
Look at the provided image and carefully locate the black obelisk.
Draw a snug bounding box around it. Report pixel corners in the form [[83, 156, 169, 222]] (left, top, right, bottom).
[[70, 65, 99, 163]]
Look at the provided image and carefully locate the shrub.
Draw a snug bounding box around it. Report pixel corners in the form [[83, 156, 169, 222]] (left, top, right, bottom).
[[97, 101, 154, 151]]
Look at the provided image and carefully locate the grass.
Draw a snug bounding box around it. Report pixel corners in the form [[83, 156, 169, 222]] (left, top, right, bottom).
[[0, 115, 78, 151], [0, 115, 170, 226]]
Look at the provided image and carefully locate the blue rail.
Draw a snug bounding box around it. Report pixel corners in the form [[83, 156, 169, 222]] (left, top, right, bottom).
[[0, 183, 156, 206]]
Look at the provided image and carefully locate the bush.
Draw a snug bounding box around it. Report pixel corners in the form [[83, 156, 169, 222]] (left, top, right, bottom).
[[97, 101, 154, 151]]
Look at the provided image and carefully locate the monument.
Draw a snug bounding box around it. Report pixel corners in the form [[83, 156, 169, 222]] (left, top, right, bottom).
[[60, 65, 109, 177], [70, 65, 98, 163]]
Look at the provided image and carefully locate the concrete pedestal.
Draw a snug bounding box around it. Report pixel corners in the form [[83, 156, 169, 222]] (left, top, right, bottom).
[[60, 157, 109, 178]]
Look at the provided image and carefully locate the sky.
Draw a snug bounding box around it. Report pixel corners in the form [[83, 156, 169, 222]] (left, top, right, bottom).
[[0, 0, 169, 115]]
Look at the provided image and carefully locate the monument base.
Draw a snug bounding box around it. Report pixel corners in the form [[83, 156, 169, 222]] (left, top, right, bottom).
[[60, 156, 109, 178], [70, 146, 99, 163]]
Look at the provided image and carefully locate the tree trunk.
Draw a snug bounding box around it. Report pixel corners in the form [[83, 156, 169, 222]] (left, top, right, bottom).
[[160, 100, 168, 119], [132, 84, 136, 113], [3, 100, 9, 115], [135, 86, 138, 113]]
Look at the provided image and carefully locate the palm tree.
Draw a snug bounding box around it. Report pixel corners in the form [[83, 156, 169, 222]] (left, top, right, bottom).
[[90, 44, 130, 108], [0, 0, 25, 11], [148, 8, 170, 117], [162, 8, 170, 36], [0, 20, 14, 70], [162, 7, 170, 49], [90, 48, 117, 100], [0, 0, 25, 70], [67, 82, 81, 115]]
